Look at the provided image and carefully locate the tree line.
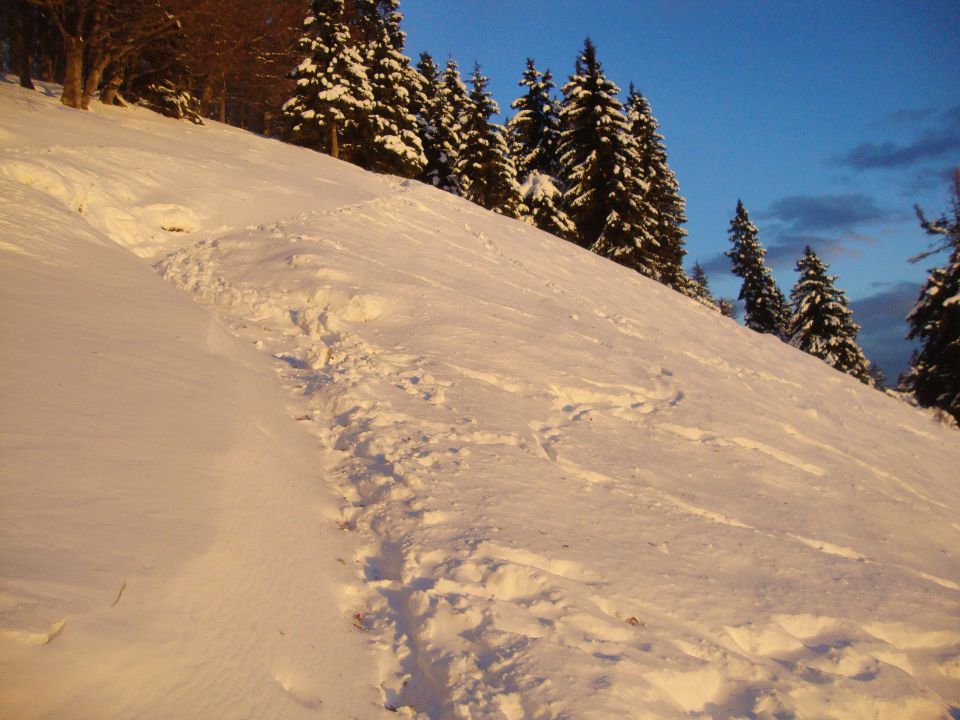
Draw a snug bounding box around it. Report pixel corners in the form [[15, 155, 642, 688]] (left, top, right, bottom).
[[1, 0, 302, 129], [719, 183, 959, 426], [281, 1, 694, 302], [269, 0, 960, 421], [724, 200, 873, 385], [2, 0, 956, 422]]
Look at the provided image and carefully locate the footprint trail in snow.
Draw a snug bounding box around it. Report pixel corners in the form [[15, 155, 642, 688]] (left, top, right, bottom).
[[156, 178, 960, 719]]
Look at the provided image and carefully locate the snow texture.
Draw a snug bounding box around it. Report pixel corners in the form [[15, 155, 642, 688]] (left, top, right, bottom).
[[2, 78, 959, 719]]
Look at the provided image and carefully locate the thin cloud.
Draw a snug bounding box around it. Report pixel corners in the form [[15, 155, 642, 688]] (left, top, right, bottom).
[[850, 282, 921, 382], [851, 281, 919, 324], [877, 107, 936, 127], [700, 230, 876, 274], [902, 165, 956, 196], [701, 250, 739, 278], [766, 232, 878, 269], [836, 105, 960, 170], [765, 193, 891, 231]]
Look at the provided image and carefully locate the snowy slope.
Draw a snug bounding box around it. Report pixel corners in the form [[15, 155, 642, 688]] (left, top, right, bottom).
[[1, 78, 959, 719]]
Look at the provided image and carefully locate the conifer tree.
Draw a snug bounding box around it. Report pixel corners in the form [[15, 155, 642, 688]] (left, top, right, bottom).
[[346, 0, 424, 176], [690, 261, 720, 311], [866, 362, 887, 389], [789, 246, 872, 383], [456, 64, 523, 217], [901, 169, 960, 421], [408, 51, 433, 126], [507, 58, 574, 237], [625, 85, 690, 293], [428, 58, 471, 193], [415, 52, 461, 193], [558, 39, 657, 274], [519, 172, 577, 240], [282, 0, 372, 158], [413, 53, 439, 120], [440, 58, 470, 129], [507, 59, 561, 180], [726, 200, 791, 337]]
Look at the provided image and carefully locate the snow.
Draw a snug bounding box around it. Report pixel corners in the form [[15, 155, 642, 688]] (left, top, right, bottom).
[[2, 78, 960, 719], [297, 58, 318, 74], [519, 170, 562, 201]]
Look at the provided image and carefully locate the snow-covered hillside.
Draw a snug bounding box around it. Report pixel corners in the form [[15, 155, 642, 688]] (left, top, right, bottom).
[[1, 79, 958, 719]]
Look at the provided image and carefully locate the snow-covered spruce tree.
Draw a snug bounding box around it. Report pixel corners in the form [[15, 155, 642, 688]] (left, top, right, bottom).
[[282, 0, 372, 158], [456, 64, 523, 217], [507, 58, 574, 238], [407, 51, 432, 125], [788, 246, 872, 384], [558, 39, 657, 274], [519, 172, 577, 240], [346, 0, 424, 176], [414, 52, 440, 174], [507, 58, 561, 180], [440, 58, 470, 130], [415, 52, 461, 194], [725, 200, 791, 338], [625, 85, 691, 293], [866, 362, 887, 389], [689, 261, 720, 311], [901, 169, 960, 421]]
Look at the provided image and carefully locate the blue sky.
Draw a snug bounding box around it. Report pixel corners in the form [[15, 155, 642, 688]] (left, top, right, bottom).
[[402, 0, 960, 380]]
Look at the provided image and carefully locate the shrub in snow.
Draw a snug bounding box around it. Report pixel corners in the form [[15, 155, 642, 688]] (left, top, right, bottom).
[[689, 262, 720, 312], [136, 82, 203, 125], [519, 171, 576, 241]]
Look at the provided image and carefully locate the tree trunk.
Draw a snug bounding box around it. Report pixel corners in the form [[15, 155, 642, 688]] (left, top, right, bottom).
[[330, 121, 339, 159], [16, 1, 36, 90], [36, 10, 57, 82], [81, 53, 111, 109], [61, 38, 84, 109], [100, 63, 124, 106]]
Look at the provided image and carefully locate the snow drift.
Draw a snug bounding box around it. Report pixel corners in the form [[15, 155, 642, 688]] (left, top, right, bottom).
[[1, 79, 958, 719]]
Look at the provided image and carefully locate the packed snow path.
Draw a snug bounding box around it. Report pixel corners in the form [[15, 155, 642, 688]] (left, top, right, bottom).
[[2, 80, 959, 719]]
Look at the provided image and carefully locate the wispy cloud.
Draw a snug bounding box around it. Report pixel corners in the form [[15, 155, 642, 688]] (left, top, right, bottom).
[[851, 281, 919, 324], [765, 232, 878, 269], [902, 165, 956, 196], [764, 193, 892, 231], [700, 225, 880, 275], [877, 107, 937, 126], [835, 105, 960, 170], [700, 251, 731, 276], [755, 192, 891, 269]]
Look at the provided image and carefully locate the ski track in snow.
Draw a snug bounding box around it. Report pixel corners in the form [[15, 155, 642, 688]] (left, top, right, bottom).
[[3, 84, 960, 719]]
